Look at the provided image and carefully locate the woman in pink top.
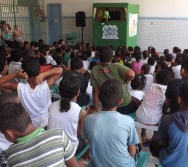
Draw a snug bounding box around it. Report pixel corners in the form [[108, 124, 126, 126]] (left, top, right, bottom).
[[132, 51, 143, 74]]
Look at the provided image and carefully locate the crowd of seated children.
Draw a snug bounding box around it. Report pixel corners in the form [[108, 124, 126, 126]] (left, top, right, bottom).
[[150, 83, 188, 167], [0, 102, 83, 167], [2, 30, 188, 165], [48, 76, 87, 153], [128, 74, 146, 101], [136, 69, 171, 145], [82, 79, 139, 167], [0, 57, 63, 128]]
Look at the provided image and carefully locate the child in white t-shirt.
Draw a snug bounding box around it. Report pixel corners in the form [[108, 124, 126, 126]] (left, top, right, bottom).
[[0, 57, 63, 128], [128, 74, 146, 101], [136, 69, 171, 145], [48, 76, 87, 153]]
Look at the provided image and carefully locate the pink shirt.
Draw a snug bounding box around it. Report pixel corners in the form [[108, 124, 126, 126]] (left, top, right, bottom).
[[132, 61, 143, 74]]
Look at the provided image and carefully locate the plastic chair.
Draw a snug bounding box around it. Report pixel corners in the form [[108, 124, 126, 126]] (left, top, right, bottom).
[[149, 156, 165, 167], [50, 85, 61, 102], [87, 151, 149, 167], [75, 144, 89, 160], [125, 112, 136, 120], [66, 31, 78, 46], [137, 151, 150, 167], [134, 121, 159, 131]]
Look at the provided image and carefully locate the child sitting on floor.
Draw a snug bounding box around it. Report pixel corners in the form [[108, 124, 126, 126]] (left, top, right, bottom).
[[82, 79, 139, 167], [0, 102, 82, 167], [48, 76, 87, 153], [136, 69, 171, 145]]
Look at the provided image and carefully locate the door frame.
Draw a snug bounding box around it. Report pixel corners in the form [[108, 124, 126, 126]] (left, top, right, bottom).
[[47, 3, 62, 45]]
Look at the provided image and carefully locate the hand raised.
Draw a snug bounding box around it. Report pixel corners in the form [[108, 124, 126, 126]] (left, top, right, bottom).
[[34, 73, 44, 85], [16, 70, 28, 80]]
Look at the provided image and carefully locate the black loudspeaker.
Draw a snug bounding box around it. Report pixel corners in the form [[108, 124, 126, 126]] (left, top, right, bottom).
[[76, 11, 86, 27]]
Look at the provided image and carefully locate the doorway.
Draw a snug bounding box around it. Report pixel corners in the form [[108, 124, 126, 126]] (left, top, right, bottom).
[[47, 4, 62, 45]]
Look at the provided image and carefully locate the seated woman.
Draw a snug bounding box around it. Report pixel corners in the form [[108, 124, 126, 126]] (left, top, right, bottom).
[[12, 25, 24, 44], [1, 24, 15, 48]]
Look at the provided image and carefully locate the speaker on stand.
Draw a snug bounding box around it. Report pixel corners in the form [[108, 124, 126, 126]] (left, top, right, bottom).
[[76, 11, 86, 51]]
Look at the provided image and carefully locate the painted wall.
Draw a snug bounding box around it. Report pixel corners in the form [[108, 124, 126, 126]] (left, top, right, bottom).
[[44, 0, 188, 17], [44, 0, 188, 52]]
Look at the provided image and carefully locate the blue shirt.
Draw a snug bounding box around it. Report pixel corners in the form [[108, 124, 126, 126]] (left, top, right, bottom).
[[155, 113, 188, 167], [82, 111, 139, 167]]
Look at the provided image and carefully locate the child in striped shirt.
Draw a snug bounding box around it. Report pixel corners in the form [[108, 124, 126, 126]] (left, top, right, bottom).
[[0, 102, 82, 167]]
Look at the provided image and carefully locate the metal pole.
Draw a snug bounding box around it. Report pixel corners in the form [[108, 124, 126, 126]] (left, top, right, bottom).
[[81, 27, 84, 51], [12, 0, 16, 25]]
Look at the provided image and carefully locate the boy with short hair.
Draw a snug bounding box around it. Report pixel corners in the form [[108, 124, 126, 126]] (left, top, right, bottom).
[[0, 102, 81, 167], [150, 83, 188, 167], [82, 79, 139, 167], [64, 57, 89, 107], [0, 93, 19, 167], [0, 57, 63, 128]]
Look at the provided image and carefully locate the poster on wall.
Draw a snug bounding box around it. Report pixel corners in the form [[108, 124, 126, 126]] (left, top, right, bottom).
[[129, 13, 138, 37], [102, 25, 119, 39]]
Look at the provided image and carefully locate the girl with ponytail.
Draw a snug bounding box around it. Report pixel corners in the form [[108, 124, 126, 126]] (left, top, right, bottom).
[[48, 76, 87, 153]]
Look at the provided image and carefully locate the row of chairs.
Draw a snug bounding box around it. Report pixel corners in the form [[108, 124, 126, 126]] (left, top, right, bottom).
[[76, 144, 150, 167]]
